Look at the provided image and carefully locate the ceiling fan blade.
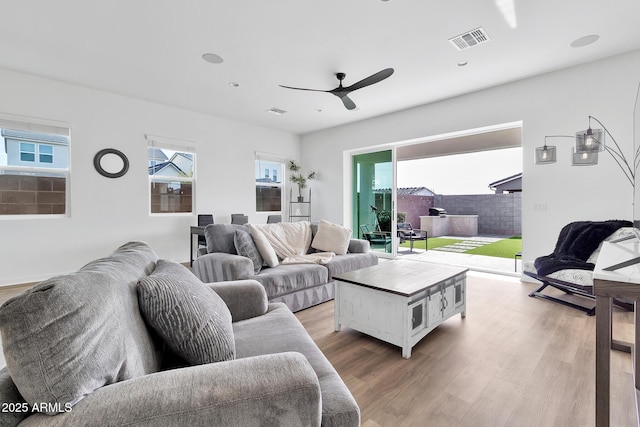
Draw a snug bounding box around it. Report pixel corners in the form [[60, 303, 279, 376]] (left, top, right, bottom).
[[282, 68, 392, 110], [279, 84, 328, 93], [340, 95, 357, 110], [343, 68, 394, 92]]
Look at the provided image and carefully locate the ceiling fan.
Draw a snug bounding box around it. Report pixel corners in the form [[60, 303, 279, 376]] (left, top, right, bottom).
[[279, 68, 394, 110]]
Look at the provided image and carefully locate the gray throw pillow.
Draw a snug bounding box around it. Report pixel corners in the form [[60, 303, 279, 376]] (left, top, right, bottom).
[[0, 241, 161, 414], [137, 260, 235, 365], [234, 228, 263, 273], [204, 223, 246, 254]]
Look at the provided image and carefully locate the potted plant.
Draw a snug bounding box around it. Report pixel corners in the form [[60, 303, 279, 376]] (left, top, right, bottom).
[[288, 160, 316, 202], [376, 210, 392, 232]]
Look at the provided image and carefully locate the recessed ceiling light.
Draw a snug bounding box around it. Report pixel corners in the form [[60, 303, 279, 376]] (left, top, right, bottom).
[[202, 53, 224, 64], [228, 82, 239, 87], [570, 34, 600, 48], [266, 108, 287, 115], [458, 60, 468, 67]]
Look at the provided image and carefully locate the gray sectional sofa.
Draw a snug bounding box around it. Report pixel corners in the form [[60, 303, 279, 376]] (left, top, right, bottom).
[[193, 222, 379, 312], [0, 242, 359, 426]]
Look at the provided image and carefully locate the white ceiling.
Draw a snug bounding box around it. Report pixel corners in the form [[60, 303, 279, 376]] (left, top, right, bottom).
[[2, 0, 640, 135]]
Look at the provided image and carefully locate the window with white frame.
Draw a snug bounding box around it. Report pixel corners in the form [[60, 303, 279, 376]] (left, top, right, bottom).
[[39, 144, 54, 163], [18, 142, 55, 164], [19, 142, 35, 162], [255, 152, 284, 212], [0, 114, 71, 216], [146, 134, 195, 214]]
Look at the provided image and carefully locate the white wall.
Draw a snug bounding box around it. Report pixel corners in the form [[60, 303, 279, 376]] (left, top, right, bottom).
[[0, 69, 299, 286], [301, 49, 640, 269]]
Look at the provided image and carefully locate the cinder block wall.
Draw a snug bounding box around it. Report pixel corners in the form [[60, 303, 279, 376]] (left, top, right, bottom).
[[397, 195, 434, 226], [433, 193, 522, 236], [0, 175, 66, 215], [150, 182, 193, 213]]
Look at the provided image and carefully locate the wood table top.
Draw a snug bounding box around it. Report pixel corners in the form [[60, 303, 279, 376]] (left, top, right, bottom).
[[334, 259, 468, 296]]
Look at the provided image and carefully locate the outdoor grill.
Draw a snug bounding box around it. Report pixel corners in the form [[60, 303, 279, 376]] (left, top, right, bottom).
[[429, 207, 447, 217]]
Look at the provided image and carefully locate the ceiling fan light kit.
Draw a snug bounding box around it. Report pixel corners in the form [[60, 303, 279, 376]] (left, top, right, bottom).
[[280, 68, 394, 110]]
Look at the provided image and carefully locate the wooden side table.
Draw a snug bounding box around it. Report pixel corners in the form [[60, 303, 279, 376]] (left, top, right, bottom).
[[593, 240, 640, 427]]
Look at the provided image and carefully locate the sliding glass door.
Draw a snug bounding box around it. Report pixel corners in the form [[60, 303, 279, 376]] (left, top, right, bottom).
[[352, 149, 396, 256]]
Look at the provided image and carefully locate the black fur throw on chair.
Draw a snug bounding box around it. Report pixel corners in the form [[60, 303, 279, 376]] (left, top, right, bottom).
[[534, 220, 632, 277]]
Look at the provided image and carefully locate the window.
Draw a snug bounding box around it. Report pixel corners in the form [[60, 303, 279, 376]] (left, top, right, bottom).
[[19, 143, 35, 162], [146, 135, 195, 214], [0, 115, 71, 216], [39, 144, 53, 163], [18, 143, 55, 164], [255, 152, 284, 212]]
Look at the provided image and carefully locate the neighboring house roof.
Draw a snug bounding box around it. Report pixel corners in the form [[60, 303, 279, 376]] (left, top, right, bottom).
[[148, 161, 188, 176], [172, 152, 193, 161], [1, 129, 69, 145], [148, 151, 194, 176], [400, 187, 436, 196], [376, 187, 436, 196], [489, 172, 522, 193], [147, 147, 168, 162]]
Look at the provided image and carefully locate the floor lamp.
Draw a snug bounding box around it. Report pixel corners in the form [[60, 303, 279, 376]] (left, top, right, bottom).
[[534, 82, 640, 270]]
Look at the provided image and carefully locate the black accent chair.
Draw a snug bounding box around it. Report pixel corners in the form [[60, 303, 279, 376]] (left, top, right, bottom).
[[397, 223, 428, 253], [197, 214, 214, 247], [525, 220, 634, 315], [359, 224, 391, 252]]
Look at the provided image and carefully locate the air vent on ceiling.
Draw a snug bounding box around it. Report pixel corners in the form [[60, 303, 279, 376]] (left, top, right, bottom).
[[449, 27, 490, 51]]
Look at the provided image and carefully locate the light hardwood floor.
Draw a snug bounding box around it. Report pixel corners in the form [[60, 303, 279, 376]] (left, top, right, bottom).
[[0, 283, 34, 306], [0, 274, 635, 426], [296, 272, 636, 427]]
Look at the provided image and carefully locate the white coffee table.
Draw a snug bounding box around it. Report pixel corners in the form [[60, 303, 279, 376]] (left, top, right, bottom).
[[333, 259, 467, 359]]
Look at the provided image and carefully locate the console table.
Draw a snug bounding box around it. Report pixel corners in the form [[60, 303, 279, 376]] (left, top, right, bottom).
[[593, 240, 640, 427]]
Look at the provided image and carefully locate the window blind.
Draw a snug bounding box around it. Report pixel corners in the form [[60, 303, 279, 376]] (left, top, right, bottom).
[[0, 112, 70, 137], [255, 151, 286, 163], [145, 134, 196, 153]]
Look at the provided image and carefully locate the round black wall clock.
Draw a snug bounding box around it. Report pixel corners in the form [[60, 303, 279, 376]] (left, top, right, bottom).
[[93, 148, 129, 178]]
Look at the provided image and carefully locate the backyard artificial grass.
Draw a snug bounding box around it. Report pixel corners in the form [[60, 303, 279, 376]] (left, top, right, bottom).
[[465, 236, 522, 259], [426, 237, 463, 250], [400, 236, 522, 259], [399, 237, 462, 251]]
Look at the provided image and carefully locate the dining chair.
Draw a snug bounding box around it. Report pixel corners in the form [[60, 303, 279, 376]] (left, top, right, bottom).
[[231, 213, 249, 225], [197, 214, 214, 246]]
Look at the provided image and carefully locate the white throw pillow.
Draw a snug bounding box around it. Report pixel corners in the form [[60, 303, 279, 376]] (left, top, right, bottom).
[[311, 220, 352, 255], [248, 224, 279, 267]]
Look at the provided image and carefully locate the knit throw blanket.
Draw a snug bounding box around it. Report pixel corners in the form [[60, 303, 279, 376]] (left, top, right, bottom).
[[534, 220, 632, 276], [250, 222, 335, 265]]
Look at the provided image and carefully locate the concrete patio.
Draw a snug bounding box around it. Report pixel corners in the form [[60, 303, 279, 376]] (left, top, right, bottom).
[[397, 235, 522, 277]]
